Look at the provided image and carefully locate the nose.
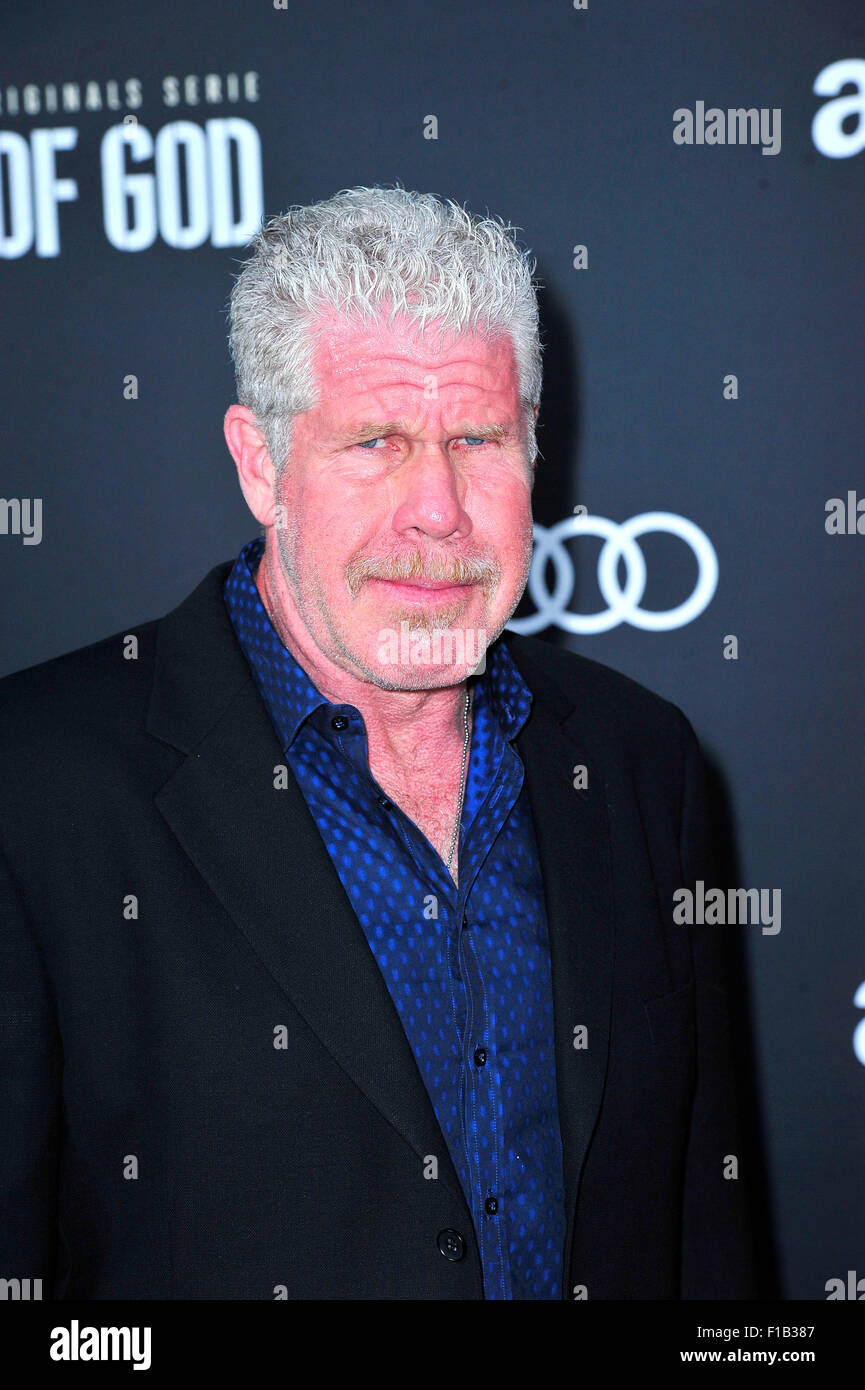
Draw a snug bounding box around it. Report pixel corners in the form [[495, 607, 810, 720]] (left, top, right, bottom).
[[390, 444, 471, 541]]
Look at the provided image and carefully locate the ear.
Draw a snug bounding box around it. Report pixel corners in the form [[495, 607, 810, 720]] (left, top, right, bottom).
[[224, 404, 278, 527]]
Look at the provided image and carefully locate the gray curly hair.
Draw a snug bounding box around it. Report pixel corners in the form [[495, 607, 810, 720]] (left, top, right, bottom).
[[226, 185, 543, 475]]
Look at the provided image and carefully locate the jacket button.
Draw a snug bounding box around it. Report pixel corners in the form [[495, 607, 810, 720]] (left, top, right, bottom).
[[437, 1229, 466, 1261]]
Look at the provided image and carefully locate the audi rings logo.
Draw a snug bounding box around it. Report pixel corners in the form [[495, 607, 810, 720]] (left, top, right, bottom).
[[507, 511, 719, 635]]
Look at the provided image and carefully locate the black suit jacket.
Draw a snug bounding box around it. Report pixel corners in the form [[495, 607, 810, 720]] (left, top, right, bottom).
[[0, 560, 756, 1299]]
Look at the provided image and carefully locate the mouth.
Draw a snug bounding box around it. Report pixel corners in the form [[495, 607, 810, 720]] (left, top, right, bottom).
[[369, 578, 473, 600]]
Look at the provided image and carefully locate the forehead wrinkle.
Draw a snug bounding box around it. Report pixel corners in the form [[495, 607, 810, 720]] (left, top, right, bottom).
[[330, 417, 417, 443], [318, 329, 516, 373], [324, 357, 509, 389], [329, 417, 517, 444]]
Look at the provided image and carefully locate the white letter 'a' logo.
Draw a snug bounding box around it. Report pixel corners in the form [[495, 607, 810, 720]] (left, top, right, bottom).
[[812, 59, 865, 159]]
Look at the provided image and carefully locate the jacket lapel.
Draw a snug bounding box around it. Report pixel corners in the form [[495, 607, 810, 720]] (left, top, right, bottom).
[[507, 635, 615, 1291], [147, 563, 469, 1207]]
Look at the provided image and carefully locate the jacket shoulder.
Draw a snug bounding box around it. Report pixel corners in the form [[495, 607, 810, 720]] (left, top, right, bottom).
[[0, 561, 237, 775], [0, 619, 159, 733], [505, 631, 693, 749], [0, 561, 235, 733]]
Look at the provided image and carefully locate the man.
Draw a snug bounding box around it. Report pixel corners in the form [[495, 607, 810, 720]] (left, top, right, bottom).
[[0, 186, 756, 1299]]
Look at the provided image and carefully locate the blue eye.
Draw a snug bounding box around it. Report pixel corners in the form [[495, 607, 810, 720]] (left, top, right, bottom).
[[354, 435, 488, 451]]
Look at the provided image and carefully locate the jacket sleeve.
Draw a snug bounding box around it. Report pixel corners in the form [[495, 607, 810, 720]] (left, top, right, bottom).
[[0, 844, 62, 1292], [676, 712, 760, 1299]]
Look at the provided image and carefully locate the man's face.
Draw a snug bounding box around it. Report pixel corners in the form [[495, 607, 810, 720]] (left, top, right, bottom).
[[269, 307, 535, 690]]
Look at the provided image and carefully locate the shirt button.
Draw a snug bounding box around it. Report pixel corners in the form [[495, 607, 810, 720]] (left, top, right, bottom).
[[484, 1197, 499, 1216], [331, 715, 349, 731], [473, 1047, 487, 1067], [437, 1229, 466, 1262]]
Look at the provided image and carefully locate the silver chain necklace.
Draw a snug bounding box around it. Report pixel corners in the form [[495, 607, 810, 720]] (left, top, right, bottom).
[[445, 687, 472, 877]]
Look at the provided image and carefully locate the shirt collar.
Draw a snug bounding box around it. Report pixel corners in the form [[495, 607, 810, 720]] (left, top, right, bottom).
[[223, 535, 533, 751]]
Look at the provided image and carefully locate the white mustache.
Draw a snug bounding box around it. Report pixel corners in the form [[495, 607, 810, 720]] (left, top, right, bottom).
[[346, 551, 499, 596]]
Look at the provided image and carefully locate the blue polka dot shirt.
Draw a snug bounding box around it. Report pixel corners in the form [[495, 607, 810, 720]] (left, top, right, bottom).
[[224, 537, 565, 1299]]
